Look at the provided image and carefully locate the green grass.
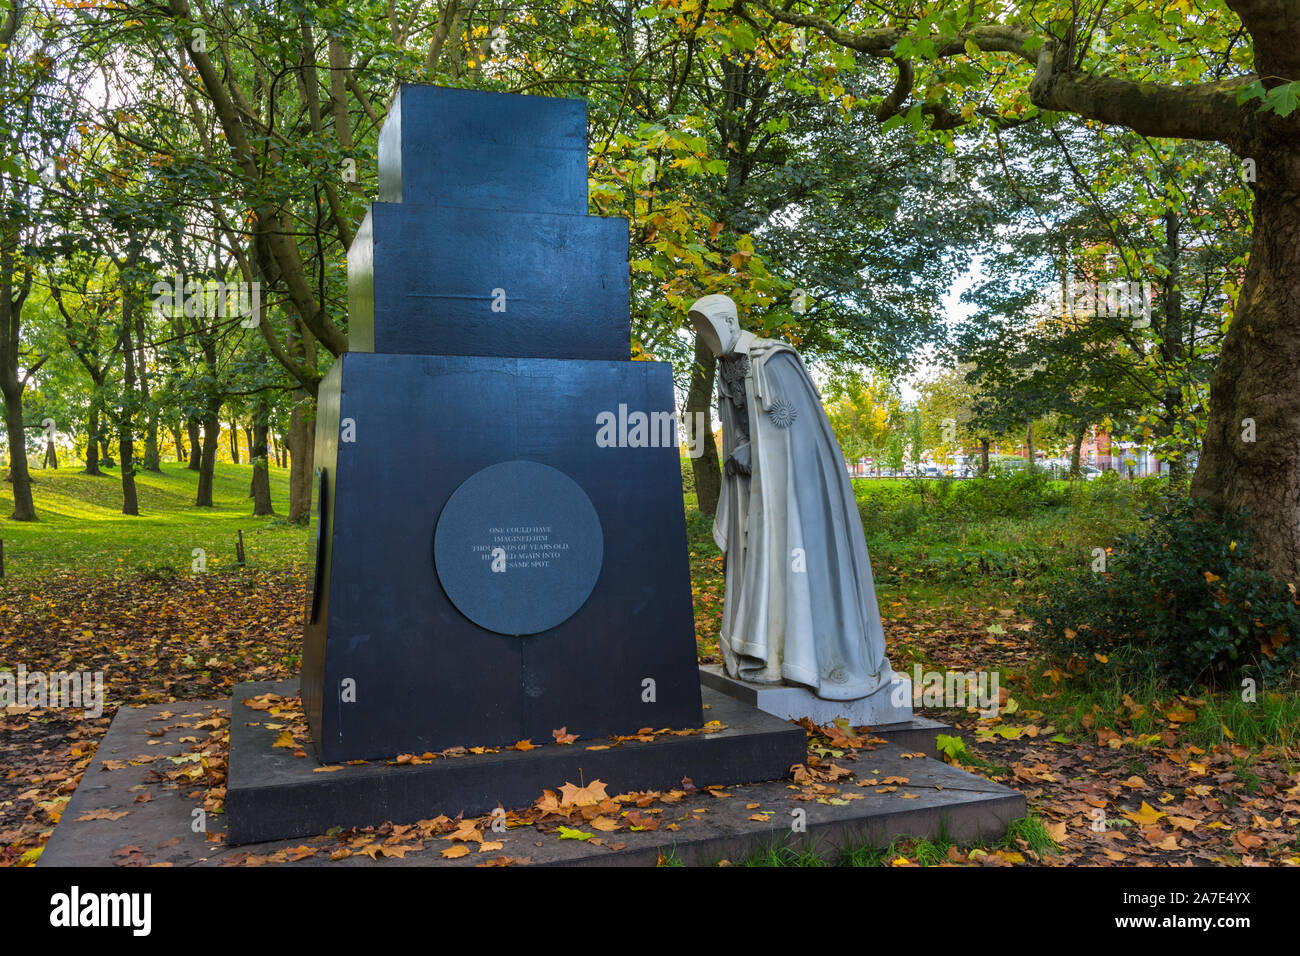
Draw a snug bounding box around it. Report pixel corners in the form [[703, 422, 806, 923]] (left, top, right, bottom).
[[0, 461, 313, 580], [1022, 663, 1300, 754], [850, 473, 1156, 603], [732, 814, 1058, 867]]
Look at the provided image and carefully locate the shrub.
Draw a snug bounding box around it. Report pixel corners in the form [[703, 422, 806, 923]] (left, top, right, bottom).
[[1023, 498, 1300, 690], [956, 469, 1064, 518]]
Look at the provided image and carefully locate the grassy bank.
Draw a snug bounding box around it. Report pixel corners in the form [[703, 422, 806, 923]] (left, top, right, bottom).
[[0, 462, 311, 580]]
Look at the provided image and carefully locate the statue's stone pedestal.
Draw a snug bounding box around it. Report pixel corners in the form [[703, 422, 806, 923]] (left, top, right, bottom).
[[699, 664, 915, 727], [38, 683, 1024, 866], [225, 681, 803, 844]]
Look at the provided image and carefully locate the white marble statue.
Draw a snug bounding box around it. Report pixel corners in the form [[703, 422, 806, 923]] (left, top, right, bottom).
[[690, 293, 896, 701]]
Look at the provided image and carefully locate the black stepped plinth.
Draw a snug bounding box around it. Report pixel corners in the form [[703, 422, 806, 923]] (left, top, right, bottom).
[[348, 84, 629, 358], [305, 84, 702, 766], [228, 682, 804, 845], [303, 353, 702, 761], [347, 202, 629, 358]]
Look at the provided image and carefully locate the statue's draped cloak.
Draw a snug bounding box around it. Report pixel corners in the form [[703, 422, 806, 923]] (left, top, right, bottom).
[[714, 331, 893, 701]]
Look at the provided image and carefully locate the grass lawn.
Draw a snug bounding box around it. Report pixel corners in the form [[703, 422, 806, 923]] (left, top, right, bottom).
[[0, 461, 313, 580]]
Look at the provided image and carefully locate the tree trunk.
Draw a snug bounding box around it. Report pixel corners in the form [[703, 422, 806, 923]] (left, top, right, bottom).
[[196, 410, 220, 506], [187, 420, 202, 471], [287, 391, 314, 523], [979, 437, 990, 476], [1025, 423, 1036, 472], [119, 297, 139, 516], [686, 336, 721, 516], [118, 428, 138, 515], [1159, 209, 1189, 486], [136, 314, 160, 472], [99, 435, 114, 468], [1, 394, 35, 519], [251, 392, 273, 516], [228, 414, 240, 464], [1190, 149, 1300, 584], [1070, 422, 1087, 477], [170, 422, 186, 463], [84, 404, 102, 475]]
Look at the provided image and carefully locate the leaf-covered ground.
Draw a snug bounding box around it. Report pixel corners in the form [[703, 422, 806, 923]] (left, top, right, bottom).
[[2, 568, 1296, 866]]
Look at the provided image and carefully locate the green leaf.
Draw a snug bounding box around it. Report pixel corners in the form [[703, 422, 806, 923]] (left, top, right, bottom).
[[1262, 81, 1300, 118], [557, 826, 593, 841], [936, 733, 969, 761]]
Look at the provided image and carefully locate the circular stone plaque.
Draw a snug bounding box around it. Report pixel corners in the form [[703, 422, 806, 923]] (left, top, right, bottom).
[[434, 460, 604, 636]]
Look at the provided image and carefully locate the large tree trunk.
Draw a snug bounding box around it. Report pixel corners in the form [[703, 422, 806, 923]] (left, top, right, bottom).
[[118, 429, 138, 514], [1025, 422, 1036, 472], [98, 434, 114, 468], [287, 390, 314, 523], [1, 392, 35, 519], [979, 437, 990, 476], [195, 410, 220, 506], [686, 337, 721, 516], [187, 420, 202, 471], [1190, 151, 1300, 584]]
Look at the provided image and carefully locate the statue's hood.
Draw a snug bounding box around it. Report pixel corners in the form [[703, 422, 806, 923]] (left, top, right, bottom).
[[688, 294, 740, 357]]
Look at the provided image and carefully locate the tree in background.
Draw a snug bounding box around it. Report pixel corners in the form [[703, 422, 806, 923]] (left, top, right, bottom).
[[755, 0, 1300, 583]]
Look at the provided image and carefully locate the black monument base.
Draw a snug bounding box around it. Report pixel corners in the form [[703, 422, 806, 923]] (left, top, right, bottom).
[[226, 681, 805, 844], [38, 686, 1025, 866]]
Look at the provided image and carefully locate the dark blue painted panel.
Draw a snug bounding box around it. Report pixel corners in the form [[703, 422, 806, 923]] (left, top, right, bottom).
[[302, 353, 701, 760], [378, 85, 589, 215], [348, 203, 630, 359]]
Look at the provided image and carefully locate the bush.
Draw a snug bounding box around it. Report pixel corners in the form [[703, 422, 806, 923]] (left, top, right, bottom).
[[956, 469, 1065, 518], [1023, 498, 1300, 690]]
